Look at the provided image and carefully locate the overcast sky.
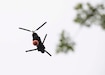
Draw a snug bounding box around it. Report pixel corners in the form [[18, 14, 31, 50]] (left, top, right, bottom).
[[0, 0, 105, 75]]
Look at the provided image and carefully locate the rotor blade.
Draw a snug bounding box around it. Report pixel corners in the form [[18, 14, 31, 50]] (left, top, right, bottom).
[[45, 50, 52, 56], [19, 27, 32, 32], [35, 22, 47, 31], [26, 49, 37, 52], [43, 34, 47, 44]]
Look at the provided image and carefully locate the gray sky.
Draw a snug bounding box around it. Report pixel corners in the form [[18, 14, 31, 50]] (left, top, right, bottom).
[[0, 0, 105, 75]]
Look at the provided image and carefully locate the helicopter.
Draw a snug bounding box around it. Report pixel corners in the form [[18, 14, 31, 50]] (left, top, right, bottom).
[[19, 22, 52, 56]]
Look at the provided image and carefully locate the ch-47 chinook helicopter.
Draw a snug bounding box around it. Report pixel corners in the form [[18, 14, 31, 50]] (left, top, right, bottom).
[[19, 22, 52, 56]]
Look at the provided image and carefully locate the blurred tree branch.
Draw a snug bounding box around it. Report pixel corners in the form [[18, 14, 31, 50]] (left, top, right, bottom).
[[56, 30, 75, 54], [56, 2, 105, 54], [74, 3, 105, 29]]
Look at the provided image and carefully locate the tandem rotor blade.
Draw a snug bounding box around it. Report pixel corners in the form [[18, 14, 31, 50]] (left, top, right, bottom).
[[35, 22, 47, 31], [19, 27, 32, 32], [26, 49, 37, 52], [43, 34, 47, 44], [45, 50, 52, 56]]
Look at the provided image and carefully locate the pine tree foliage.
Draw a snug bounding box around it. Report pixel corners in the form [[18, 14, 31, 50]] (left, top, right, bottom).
[[56, 2, 105, 54], [74, 3, 105, 29], [56, 30, 75, 54]]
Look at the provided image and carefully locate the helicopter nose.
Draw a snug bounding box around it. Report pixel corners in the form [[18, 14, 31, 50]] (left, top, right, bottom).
[[33, 40, 39, 46]]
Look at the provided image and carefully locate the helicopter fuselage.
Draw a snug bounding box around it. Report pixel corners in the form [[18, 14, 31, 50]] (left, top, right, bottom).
[[32, 33, 45, 53]]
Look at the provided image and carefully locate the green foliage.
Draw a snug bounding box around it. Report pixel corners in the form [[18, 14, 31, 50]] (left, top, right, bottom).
[[56, 30, 75, 54], [75, 3, 82, 10], [100, 14, 105, 29], [56, 2, 105, 54], [74, 3, 105, 29]]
